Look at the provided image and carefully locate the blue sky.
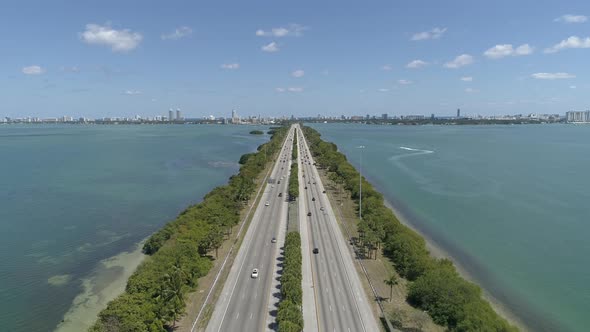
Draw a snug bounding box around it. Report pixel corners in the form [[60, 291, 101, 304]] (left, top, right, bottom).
[[2, 0, 590, 118]]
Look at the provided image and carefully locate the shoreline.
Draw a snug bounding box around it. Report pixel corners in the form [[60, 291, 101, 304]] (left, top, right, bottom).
[[54, 240, 147, 332], [381, 198, 529, 332]]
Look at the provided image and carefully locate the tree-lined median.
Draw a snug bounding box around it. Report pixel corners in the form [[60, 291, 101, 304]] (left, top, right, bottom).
[[288, 133, 299, 201], [277, 232, 303, 332]]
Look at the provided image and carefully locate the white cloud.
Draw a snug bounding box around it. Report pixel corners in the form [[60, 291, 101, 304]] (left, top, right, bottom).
[[256, 24, 308, 37], [261, 41, 279, 52], [484, 44, 533, 59], [406, 59, 428, 68], [291, 69, 305, 78], [570, 85, 577, 89], [444, 54, 474, 68], [465, 87, 477, 93], [544, 36, 590, 53], [460, 76, 473, 82], [398, 79, 413, 85], [378, 88, 389, 92], [123, 90, 142, 95], [411, 27, 447, 41], [484, 44, 513, 59], [531, 72, 575, 79], [80, 24, 142, 52], [220, 63, 240, 70], [276, 87, 303, 93], [161, 26, 193, 40], [381, 64, 393, 71], [554, 14, 588, 23], [22, 65, 44, 75], [515, 44, 534, 55]]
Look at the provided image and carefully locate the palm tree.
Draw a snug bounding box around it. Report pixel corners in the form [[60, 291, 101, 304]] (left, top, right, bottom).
[[384, 274, 398, 302], [162, 268, 187, 328]]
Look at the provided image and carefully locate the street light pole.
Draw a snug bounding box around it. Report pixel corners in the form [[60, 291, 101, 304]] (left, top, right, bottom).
[[358, 145, 365, 220]]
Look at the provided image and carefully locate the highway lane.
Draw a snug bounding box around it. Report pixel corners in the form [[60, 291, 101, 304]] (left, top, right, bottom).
[[206, 126, 295, 332], [297, 127, 380, 332]]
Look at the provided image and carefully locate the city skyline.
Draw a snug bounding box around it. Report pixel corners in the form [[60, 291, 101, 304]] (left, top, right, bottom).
[[2, 0, 590, 118]]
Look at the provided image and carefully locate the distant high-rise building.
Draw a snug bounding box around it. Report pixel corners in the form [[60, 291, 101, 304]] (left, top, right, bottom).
[[231, 109, 239, 124], [176, 109, 182, 120], [566, 110, 590, 123], [169, 109, 174, 122], [431, 113, 435, 120], [366, 114, 370, 120], [382, 113, 388, 120], [457, 108, 461, 118]]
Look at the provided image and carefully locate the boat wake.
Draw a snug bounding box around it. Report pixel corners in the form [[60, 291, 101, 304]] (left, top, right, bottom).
[[399, 146, 434, 154], [388, 147, 435, 185]]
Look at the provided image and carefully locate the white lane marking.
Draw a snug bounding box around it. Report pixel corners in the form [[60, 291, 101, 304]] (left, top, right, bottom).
[[236, 312, 239, 319], [329, 305, 332, 312], [250, 312, 253, 320]]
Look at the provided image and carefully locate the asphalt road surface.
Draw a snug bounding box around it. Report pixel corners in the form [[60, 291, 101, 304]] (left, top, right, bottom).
[[297, 126, 380, 332], [205, 126, 294, 332]]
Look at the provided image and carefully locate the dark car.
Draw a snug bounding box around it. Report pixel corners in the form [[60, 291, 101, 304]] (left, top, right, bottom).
[[312, 197, 315, 201], [322, 190, 326, 194], [307, 212, 312, 216], [313, 248, 319, 254], [278, 193, 282, 197], [278, 180, 281, 184], [305, 186, 307, 189]]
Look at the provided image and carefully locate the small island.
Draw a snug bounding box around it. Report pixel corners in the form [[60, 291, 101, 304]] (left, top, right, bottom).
[[249, 130, 264, 135]]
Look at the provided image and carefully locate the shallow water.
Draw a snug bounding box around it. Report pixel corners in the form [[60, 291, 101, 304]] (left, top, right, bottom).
[[0, 124, 268, 332], [310, 123, 590, 332]]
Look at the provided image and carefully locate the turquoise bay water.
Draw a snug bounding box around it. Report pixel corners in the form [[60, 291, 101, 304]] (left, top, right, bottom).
[[310, 123, 590, 332], [0, 124, 268, 332]]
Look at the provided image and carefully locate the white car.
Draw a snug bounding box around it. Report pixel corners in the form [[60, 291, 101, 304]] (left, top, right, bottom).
[[265, 201, 270, 206], [251, 268, 259, 278], [320, 207, 325, 211]]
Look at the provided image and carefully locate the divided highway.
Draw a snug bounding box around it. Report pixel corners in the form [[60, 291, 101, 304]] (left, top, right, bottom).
[[205, 124, 378, 332], [297, 125, 380, 332], [205, 126, 295, 332]]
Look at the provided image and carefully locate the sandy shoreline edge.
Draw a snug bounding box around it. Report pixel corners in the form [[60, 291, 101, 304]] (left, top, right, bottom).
[[54, 240, 147, 332], [380, 197, 530, 331]]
